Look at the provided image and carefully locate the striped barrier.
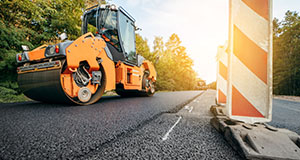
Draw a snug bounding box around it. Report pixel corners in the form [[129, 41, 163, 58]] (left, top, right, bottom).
[[216, 43, 228, 106], [227, 0, 272, 123]]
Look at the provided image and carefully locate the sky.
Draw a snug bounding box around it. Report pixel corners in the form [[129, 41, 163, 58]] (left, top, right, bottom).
[[111, 0, 300, 83]]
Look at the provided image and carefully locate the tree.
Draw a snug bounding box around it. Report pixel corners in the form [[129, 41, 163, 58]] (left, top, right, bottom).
[[0, 0, 85, 90], [153, 36, 164, 64], [273, 11, 300, 95], [135, 34, 153, 61], [0, 0, 200, 98], [85, 0, 106, 8], [207, 81, 216, 90], [135, 33, 199, 91], [153, 34, 198, 91]]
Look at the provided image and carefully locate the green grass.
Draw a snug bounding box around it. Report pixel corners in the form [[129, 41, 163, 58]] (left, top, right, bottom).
[[0, 80, 29, 103], [0, 86, 29, 103]]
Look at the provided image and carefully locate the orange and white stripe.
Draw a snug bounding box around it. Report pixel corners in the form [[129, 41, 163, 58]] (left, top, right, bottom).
[[227, 0, 272, 123], [216, 43, 228, 105]]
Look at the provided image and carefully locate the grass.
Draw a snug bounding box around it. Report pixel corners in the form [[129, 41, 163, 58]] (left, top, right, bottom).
[[0, 86, 29, 103]]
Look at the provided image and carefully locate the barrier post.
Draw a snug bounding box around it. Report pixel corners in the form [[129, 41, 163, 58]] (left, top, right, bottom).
[[216, 44, 228, 106], [227, 0, 273, 123]]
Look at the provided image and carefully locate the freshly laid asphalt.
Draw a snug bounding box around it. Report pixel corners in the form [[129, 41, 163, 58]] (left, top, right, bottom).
[[86, 90, 241, 160], [1, 90, 299, 159], [0, 91, 201, 159], [269, 98, 300, 135]]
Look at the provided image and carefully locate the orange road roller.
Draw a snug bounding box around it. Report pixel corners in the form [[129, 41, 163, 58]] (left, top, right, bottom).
[[16, 4, 156, 105]]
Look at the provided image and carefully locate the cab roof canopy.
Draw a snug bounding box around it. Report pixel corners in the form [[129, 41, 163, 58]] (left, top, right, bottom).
[[84, 4, 135, 23]]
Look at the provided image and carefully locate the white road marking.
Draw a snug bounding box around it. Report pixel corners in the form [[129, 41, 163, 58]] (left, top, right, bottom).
[[189, 106, 193, 113], [162, 116, 182, 141], [184, 105, 189, 110], [184, 105, 193, 113], [193, 99, 200, 103]]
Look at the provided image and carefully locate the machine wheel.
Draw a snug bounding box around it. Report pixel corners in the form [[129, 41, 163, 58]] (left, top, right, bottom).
[[116, 70, 155, 97], [62, 62, 107, 105], [141, 70, 155, 97]]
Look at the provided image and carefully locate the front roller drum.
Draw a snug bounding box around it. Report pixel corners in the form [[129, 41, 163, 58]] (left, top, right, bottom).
[[18, 68, 70, 104], [18, 61, 106, 105]]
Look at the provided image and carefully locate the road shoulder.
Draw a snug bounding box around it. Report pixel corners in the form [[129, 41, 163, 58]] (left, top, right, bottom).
[[273, 95, 300, 103], [85, 90, 241, 160]]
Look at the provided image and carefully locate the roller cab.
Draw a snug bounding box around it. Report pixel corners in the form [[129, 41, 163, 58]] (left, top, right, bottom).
[[16, 4, 156, 105]]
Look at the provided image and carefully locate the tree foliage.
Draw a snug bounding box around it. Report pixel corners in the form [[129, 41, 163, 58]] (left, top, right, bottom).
[[273, 11, 300, 95], [137, 33, 199, 91], [207, 81, 216, 90], [0, 0, 85, 84], [0, 0, 200, 98]]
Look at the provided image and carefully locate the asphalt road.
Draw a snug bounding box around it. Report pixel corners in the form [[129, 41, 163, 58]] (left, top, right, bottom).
[[85, 90, 241, 160], [0, 91, 201, 159], [1, 90, 299, 160], [269, 98, 300, 135]]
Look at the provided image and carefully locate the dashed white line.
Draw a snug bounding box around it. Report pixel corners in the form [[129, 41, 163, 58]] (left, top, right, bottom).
[[161, 116, 182, 141], [184, 105, 193, 113], [184, 105, 190, 110], [189, 106, 193, 113], [193, 99, 200, 103]]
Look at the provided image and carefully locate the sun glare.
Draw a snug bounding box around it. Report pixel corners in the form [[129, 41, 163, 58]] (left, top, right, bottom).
[[114, 0, 229, 83]]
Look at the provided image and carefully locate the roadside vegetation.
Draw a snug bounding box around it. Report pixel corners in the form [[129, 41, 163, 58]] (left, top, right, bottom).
[[273, 11, 300, 96], [207, 82, 216, 90], [136, 34, 200, 91], [0, 0, 202, 103]]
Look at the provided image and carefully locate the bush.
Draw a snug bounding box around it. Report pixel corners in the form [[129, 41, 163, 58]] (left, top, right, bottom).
[[0, 86, 28, 103]]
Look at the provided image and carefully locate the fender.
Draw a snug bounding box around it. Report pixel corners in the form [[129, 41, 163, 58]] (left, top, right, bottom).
[[142, 60, 157, 81], [65, 33, 116, 91]]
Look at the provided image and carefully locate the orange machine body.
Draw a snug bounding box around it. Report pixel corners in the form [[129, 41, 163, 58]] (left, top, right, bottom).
[[17, 4, 156, 105], [115, 60, 156, 90], [20, 33, 156, 99]]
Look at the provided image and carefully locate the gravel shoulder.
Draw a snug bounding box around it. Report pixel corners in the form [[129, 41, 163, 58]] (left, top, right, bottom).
[[273, 95, 300, 103]]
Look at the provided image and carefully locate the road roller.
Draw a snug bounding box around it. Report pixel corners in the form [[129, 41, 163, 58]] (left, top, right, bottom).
[[16, 4, 156, 105]]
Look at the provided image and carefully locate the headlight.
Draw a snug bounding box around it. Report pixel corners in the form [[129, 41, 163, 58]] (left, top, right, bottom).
[[45, 45, 60, 57], [49, 46, 55, 55], [45, 45, 56, 57]]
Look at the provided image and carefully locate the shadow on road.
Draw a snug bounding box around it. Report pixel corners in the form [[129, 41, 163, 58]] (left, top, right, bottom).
[[0, 94, 156, 110]]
